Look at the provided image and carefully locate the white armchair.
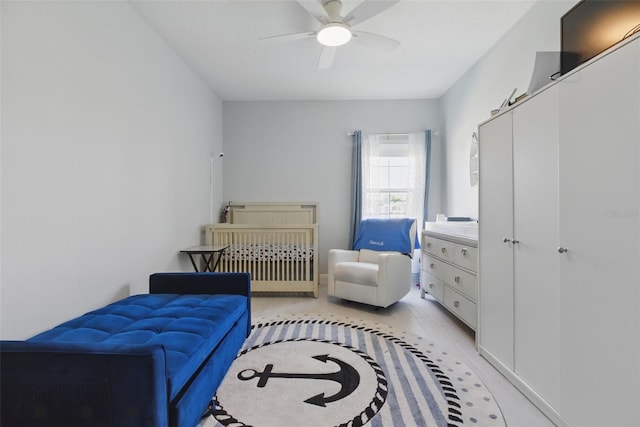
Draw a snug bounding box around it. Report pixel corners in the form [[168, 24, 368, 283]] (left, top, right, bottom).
[[328, 218, 417, 308]]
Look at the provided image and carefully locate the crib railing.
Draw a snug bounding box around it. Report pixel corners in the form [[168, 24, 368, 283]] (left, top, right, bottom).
[[205, 224, 318, 297]]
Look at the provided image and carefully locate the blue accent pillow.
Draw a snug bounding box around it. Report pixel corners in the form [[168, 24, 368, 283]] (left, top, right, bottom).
[[353, 218, 418, 254]]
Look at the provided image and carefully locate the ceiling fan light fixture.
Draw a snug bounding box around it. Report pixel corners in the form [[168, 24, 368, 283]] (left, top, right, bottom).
[[317, 23, 352, 47]]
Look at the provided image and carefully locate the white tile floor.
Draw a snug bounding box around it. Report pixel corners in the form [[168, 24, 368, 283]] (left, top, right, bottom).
[[251, 283, 556, 427]]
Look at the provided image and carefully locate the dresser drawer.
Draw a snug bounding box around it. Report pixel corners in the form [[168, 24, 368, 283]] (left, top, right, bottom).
[[452, 243, 478, 272], [446, 268, 477, 300], [421, 272, 444, 302], [443, 287, 477, 329], [423, 235, 455, 262], [423, 255, 450, 283]]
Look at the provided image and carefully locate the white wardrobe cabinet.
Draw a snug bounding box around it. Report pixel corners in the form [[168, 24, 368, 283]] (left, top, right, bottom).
[[478, 85, 561, 411], [478, 111, 515, 370], [556, 35, 639, 427], [478, 36, 639, 427]]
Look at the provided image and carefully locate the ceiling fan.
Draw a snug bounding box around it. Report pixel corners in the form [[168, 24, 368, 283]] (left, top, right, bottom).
[[260, 0, 400, 70]]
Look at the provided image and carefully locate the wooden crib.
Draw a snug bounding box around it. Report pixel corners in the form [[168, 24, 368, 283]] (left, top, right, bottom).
[[205, 202, 318, 297]]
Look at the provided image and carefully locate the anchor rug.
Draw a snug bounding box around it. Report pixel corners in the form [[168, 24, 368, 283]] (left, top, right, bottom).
[[200, 314, 505, 427]]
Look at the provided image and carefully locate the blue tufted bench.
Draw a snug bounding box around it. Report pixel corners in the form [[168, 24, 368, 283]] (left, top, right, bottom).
[[0, 272, 251, 427]]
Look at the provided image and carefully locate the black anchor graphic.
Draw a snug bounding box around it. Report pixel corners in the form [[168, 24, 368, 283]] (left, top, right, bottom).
[[237, 354, 360, 407]]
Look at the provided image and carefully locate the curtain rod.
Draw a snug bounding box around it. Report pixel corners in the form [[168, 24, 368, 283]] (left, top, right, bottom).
[[347, 130, 438, 137]]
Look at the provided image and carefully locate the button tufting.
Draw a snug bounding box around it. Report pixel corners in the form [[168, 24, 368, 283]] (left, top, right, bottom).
[[28, 293, 247, 400]]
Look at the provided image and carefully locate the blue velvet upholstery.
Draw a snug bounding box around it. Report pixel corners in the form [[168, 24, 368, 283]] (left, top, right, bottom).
[[0, 272, 251, 427]]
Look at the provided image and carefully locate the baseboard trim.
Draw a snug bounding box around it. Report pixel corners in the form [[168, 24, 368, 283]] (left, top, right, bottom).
[[478, 345, 569, 427]]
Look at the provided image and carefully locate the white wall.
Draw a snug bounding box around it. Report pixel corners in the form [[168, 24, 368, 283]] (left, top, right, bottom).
[[442, 0, 577, 218], [223, 100, 443, 273], [1, 1, 223, 339]]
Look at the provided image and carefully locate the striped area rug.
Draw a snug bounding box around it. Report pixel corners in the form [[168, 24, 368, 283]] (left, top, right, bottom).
[[200, 314, 505, 427]]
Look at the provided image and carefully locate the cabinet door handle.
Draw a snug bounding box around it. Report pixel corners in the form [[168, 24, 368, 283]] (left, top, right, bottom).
[[426, 242, 432, 247], [461, 248, 468, 255], [502, 237, 519, 244], [454, 276, 460, 283], [430, 263, 435, 269], [453, 300, 460, 308], [429, 283, 434, 289], [557, 247, 569, 254], [441, 247, 447, 253]]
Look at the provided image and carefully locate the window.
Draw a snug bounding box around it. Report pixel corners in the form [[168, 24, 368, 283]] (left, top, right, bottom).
[[362, 133, 427, 223]]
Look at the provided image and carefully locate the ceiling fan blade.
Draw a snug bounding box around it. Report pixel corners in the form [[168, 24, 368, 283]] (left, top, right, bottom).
[[296, 0, 330, 24], [351, 30, 400, 52], [344, 0, 399, 27], [259, 31, 316, 43], [318, 46, 337, 70]]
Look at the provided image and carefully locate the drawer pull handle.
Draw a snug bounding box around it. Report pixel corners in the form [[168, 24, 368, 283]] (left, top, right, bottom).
[[426, 242, 432, 247], [461, 248, 467, 255], [558, 247, 568, 254], [441, 247, 447, 253], [454, 276, 460, 283], [430, 263, 435, 269], [453, 301, 460, 308]]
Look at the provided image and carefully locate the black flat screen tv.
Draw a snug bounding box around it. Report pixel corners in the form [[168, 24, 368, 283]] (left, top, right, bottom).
[[561, 0, 640, 75]]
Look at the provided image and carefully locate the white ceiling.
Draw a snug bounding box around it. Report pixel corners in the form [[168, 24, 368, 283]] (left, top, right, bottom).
[[131, 0, 537, 101]]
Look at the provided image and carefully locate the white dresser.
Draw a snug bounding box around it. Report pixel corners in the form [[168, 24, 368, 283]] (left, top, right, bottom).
[[420, 222, 478, 330]]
